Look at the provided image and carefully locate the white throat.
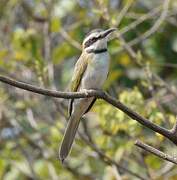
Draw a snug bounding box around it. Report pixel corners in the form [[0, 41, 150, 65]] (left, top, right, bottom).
[[81, 51, 110, 89]]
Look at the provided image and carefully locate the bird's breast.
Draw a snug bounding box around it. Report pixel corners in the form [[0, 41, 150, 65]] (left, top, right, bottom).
[[81, 52, 110, 89]]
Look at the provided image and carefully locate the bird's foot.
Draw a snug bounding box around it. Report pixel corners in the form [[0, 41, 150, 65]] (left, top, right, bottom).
[[82, 88, 89, 96], [81, 88, 100, 97]]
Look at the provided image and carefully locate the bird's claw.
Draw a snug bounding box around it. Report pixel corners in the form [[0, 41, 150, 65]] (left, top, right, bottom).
[[82, 89, 89, 96]]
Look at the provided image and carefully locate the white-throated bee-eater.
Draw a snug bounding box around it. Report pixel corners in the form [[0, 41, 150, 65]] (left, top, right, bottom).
[[59, 28, 117, 162]]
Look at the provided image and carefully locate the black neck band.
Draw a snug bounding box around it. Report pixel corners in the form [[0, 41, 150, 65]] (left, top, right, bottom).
[[88, 48, 107, 54]]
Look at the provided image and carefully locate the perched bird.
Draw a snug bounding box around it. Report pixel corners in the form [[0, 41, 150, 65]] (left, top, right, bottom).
[[59, 28, 117, 162]]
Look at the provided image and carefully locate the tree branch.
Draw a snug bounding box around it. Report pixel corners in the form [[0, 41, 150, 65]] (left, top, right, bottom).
[[135, 140, 177, 165], [0, 75, 177, 145]]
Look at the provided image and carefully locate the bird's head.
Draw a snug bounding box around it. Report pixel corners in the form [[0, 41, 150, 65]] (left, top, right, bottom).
[[82, 28, 117, 53]]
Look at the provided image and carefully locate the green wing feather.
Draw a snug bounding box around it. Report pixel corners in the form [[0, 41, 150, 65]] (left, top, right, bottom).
[[68, 52, 88, 115], [70, 52, 88, 92]]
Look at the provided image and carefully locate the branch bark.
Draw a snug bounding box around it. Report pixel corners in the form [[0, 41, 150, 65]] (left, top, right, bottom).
[[135, 140, 177, 165], [0, 75, 177, 146]]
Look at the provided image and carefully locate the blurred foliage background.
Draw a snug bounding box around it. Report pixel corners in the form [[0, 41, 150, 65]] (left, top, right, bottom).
[[0, 0, 177, 179]]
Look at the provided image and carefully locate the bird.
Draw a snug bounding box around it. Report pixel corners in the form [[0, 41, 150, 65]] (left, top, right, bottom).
[[59, 28, 117, 162]]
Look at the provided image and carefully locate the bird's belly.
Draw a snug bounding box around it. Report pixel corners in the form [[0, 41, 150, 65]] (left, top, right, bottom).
[[81, 53, 109, 89]]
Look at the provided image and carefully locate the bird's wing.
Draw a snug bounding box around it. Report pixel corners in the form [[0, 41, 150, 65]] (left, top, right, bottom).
[[70, 52, 88, 92], [68, 52, 89, 116]]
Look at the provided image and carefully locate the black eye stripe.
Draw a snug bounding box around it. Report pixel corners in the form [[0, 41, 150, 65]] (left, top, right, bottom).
[[84, 36, 100, 48]]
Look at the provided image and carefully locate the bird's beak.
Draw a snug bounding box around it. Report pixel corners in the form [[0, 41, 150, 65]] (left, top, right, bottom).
[[101, 28, 117, 39]]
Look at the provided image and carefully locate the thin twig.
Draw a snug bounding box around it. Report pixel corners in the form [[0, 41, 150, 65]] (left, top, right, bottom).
[[59, 28, 82, 50], [152, 73, 177, 98], [115, 0, 135, 26], [151, 62, 177, 69], [115, 0, 174, 54], [154, 163, 175, 179], [80, 133, 147, 180], [119, 6, 162, 35], [135, 140, 177, 165], [126, 0, 170, 47]]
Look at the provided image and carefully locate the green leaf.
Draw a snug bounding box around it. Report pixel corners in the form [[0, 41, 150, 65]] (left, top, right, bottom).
[[51, 17, 61, 32]]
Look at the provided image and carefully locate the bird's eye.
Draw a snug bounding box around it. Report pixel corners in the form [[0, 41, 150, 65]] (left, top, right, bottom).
[[91, 37, 96, 41]]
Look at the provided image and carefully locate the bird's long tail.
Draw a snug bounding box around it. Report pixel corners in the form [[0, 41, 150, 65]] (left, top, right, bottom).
[[59, 97, 95, 162], [59, 113, 81, 162]]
